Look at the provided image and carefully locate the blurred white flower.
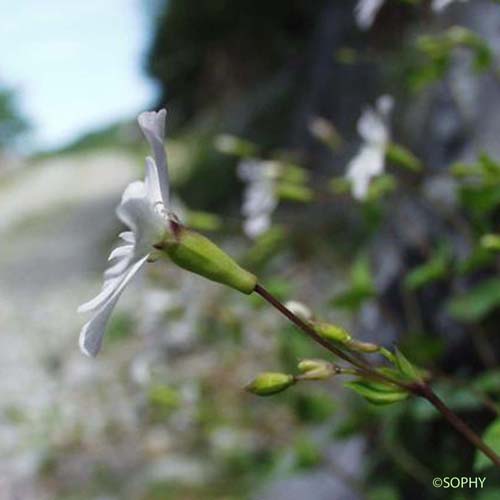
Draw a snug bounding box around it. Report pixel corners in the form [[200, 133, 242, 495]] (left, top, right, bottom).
[[78, 109, 171, 357], [355, 0, 468, 29], [355, 0, 385, 30], [346, 95, 394, 200], [238, 159, 279, 239], [432, 0, 468, 11]]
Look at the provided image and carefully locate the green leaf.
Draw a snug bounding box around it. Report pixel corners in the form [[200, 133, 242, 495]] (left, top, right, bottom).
[[276, 182, 313, 202], [345, 380, 409, 406], [394, 348, 422, 382], [481, 234, 500, 252], [460, 185, 500, 215], [404, 247, 449, 290], [386, 143, 422, 172], [366, 174, 396, 201], [331, 288, 375, 310], [331, 256, 375, 311], [447, 278, 500, 322], [351, 256, 373, 288], [455, 246, 494, 276], [472, 370, 500, 394], [475, 419, 500, 471]]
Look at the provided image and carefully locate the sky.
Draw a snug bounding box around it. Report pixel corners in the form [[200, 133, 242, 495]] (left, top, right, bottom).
[[1, 0, 157, 151]]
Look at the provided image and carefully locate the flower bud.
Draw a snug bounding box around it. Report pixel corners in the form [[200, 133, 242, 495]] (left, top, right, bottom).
[[345, 339, 380, 353], [313, 322, 351, 343], [297, 359, 335, 380], [160, 225, 257, 294], [308, 116, 342, 150], [285, 301, 313, 322], [214, 134, 257, 157], [245, 372, 295, 396]]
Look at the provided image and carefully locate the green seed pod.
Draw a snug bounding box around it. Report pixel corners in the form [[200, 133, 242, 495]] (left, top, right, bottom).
[[245, 372, 295, 396], [161, 225, 257, 294]]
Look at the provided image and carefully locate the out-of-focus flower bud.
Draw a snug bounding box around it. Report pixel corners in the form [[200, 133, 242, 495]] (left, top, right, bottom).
[[245, 372, 295, 396], [285, 301, 313, 322], [308, 116, 342, 150], [159, 224, 257, 294], [346, 339, 380, 353], [214, 134, 257, 157]]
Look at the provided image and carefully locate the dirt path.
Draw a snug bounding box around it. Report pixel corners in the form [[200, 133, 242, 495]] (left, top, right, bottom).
[[0, 151, 137, 498]]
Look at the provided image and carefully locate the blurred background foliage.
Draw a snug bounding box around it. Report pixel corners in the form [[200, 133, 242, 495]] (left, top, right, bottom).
[[1, 0, 500, 499]]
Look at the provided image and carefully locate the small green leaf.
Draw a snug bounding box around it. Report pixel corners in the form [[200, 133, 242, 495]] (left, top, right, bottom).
[[404, 247, 449, 290], [475, 419, 500, 471], [331, 256, 375, 311], [386, 143, 422, 172], [276, 182, 313, 202], [460, 185, 500, 215], [345, 380, 409, 406], [481, 234, 500, 252], [447, 278, 500, 322], [472, 370, 500, 394], [366, 174, 396, 201], [394, 348, 422, 382]]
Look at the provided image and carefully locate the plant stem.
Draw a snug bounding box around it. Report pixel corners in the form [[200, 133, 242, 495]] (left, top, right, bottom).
[[254, 283, 500, 468], [416, 384, 500, 468], [254, 284, 409, 389]]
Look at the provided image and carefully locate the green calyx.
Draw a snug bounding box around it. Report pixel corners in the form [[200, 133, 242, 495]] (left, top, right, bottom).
[[159, 225, 257, 294]]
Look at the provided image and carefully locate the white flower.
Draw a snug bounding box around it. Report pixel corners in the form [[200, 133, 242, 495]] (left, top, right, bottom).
[[355, 0, 468, 30], [346, 95, 394, 200], [78, 109, 171, 357], [355, 0, 385, 30], [238, 159, 279, 239], [432, 0, 468, 12]]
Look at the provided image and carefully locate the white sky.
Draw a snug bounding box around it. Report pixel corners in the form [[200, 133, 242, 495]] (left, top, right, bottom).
[[1, 0, 157, 151]]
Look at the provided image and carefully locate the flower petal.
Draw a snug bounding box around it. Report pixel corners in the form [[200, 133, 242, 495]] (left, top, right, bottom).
[[145, 156, 164, 207], [119, 231, 135, 243], [346, 145, 384, 200], [138, 109, 170, 207], [355, 0, 385, 30], [79, 255, 149, 357], [244, 214, 271, 239], [116, 194, 165, 251], [108, 245, 134, 261]]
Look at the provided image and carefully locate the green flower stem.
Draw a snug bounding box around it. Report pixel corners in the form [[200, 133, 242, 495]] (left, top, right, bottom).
[[254, 283, 500, 468]]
